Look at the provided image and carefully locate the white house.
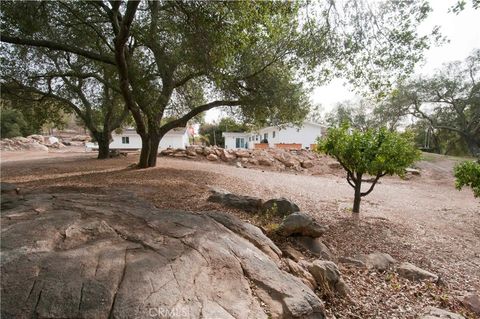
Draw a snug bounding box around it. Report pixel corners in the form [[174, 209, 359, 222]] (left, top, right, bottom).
[[87, 127, 191, 151], [222, 122, 326, 150]]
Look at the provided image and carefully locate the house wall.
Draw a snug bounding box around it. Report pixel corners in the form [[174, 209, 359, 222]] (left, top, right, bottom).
[[223, 133, 249, 149], [159, 133, 189, 149], [247, 123, 322, 149], [110, 129, 190, 151], [110, 134, 142, 150]]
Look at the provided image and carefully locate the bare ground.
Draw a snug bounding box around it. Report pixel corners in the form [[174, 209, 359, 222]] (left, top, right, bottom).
[[1, 150, 479, 318]]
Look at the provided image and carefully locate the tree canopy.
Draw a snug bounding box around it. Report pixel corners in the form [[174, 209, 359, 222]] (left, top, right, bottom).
[[1, 0, 438, 167], [376, 50, 480, 156], [317, 125, 420, 213]]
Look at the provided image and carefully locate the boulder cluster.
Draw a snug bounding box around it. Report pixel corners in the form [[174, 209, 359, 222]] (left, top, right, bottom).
[[207, 189, 473, 317], [160, 145, 321, 171], [0, 134, 89, 151]]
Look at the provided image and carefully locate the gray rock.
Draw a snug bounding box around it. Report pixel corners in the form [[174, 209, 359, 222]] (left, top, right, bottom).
[[396, 262, 438, 281], [262, 197, 300, 217], [284, 258, 317, 290], [405, 167, 421, 175], [1, 191, 326, 319], [338, 256, 366, 268], [278, 212, 327, 237], [462, 293, 480, 315], [355, 252, 396, 271], [1, 182, 19, 195], [257, 156, 272, 166], [420, 307, 465, 319], [207, 189, 263, 213], [206, 153, 218, 161], [301, 160, 314, 168], [294, 237, 332, 260], [206, 211, 282, 263], [282, 244, 304, 262], [307, 260, 349, 297]]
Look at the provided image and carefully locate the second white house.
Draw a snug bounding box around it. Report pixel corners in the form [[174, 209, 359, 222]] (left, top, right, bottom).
[[223, 122, 326, 150]]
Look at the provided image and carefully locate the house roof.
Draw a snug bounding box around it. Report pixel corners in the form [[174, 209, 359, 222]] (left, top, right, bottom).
[[221, 121, 327, 135]]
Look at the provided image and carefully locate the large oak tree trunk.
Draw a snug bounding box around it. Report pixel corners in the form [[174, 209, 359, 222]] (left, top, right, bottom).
[[147, 134, 161, 168], [94, 132, 111, 159], [138, 134, 152, 169]]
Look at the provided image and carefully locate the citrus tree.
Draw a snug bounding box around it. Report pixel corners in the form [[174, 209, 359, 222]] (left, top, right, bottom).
[[454, 161, 480, 198], [317, 125, 420, 214]]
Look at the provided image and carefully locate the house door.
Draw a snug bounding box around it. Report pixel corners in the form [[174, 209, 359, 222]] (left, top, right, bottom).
[[235, 138, 245, 148]]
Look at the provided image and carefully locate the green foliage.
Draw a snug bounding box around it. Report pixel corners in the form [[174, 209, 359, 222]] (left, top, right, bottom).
[[199, 117, 248, 147], [1, 0, 440, 167], [317, 125, 420, 213], [0, 99, 68, 137], [454, 161, 480, 198], [325, 100, 373, 131], [1, 107, 26, 138], [377, 49, 480, 156], [318, 125, 421, 177]]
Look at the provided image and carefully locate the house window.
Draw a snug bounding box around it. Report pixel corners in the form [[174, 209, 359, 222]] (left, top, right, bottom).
[[235, 138, 245, 148], [273, 131, 276, 138], [264, 133, 268, 140], [122, 136, 130, 144], [256, 135, 259, 141]]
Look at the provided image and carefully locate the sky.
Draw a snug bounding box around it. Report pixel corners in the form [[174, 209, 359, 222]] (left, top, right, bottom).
[[204, 0, 480, 123]]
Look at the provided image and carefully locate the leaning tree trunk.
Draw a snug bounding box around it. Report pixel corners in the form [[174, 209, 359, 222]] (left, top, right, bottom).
[[352, 174, 362, 214]]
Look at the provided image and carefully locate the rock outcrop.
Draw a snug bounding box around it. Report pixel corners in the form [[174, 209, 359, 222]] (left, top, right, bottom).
[[278, 212, 327, 238], [1, 191, 326, 319]]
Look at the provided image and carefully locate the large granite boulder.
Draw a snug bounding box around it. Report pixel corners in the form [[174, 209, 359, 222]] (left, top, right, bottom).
[[1, 191, 326, 319]]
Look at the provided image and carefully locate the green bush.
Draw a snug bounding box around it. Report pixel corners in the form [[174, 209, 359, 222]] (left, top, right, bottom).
[[454, 161, 480, 198]]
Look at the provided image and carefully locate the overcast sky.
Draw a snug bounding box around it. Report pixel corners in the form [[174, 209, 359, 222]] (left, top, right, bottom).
[[205, 0, 480, 123]]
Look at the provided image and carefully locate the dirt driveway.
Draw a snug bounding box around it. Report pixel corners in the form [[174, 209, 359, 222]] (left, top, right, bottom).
[[1, 151, 479, 318]]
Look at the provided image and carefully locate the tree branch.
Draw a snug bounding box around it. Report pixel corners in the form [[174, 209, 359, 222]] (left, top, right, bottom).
[[360, 172, 385, 197], [160, 100, 241, 133], [0, 35, 116, 65]]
